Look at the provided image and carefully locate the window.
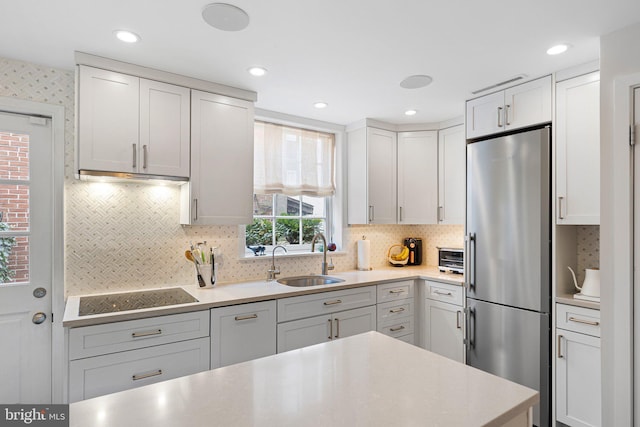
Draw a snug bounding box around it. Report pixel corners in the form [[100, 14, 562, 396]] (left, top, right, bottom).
[[245, 121, 335, 255]]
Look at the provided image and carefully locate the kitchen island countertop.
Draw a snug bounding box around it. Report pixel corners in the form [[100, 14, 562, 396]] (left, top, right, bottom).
[[69, 331, 537, 427], [63, 266, 464, 327]]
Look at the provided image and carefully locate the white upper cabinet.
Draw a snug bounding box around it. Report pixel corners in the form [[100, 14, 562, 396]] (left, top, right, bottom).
[[78, 65, 190, 178], [398, 131, 438, 224], [555, 72, 600, 225], [347, 127, 397, 224], [181, 90, 254, 225], [437, 125, 465, 224], [466, 76, 552, 139]]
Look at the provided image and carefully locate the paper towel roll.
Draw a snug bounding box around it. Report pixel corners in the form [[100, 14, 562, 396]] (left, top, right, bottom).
[[357, 238, 371, 271]]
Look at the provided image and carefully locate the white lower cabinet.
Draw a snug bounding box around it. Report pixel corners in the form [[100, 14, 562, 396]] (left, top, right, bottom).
[[277, 306, 376, 353], [556, 304, 601, 427], [422, 280, 465, 363], [376, 281, 416, 343], [68, 311, 210, 402], [210, 300, 277, 369]]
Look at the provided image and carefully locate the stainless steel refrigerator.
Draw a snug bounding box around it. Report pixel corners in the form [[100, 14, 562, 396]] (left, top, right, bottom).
[[465, 126, 551, 427]]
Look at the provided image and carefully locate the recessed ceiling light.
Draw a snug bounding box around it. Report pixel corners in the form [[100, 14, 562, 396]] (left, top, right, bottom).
[[314, 102, 328, 109], [400, 75, 433, 89], [114, 30, 140, 43], [404, 109, 417, 116], [547, 44, 570, 55], [202, 3, 250, 32], [248, 67, 267, 77]]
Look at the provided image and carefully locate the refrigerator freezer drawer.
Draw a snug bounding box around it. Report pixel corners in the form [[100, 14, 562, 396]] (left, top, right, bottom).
[[466, 298, 550, 427]]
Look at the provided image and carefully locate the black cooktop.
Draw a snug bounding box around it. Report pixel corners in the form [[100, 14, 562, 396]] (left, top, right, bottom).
[[78, 288, 198, 316]]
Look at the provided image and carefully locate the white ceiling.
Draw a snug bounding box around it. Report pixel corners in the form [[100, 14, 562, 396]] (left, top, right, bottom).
[[2, 1, 640, 126]]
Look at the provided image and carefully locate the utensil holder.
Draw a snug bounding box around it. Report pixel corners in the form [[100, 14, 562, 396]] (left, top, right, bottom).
[[196, 264, 215, 288]]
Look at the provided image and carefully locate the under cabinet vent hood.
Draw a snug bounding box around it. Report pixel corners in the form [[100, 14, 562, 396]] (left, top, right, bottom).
[[78, 170, 188, 185]]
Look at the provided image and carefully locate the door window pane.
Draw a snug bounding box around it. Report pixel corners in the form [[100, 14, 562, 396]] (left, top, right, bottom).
[[0, 132, 30, 180], [0, 184, 30, 231], [1, 236, 28, 284]]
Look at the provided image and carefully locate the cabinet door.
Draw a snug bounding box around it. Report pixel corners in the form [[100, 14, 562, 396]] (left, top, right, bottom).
[[555, 72, 600, 225], [183, 90, 254, 225], [556, 329, 601, 427], [277, 315, 331, 353], [139, 79, 190, 178], [210, 301, 277, 369], [397, 131, 438, 224], [346, 127, 368, 224], [424, 299, 464, 363], [438, 125, 465, 224], [465, 91, 504, 139], [367, 127, 397, 224], [504, 75, 552, 131], [78, 66, 139, 173], [332, 306, 376, 339]]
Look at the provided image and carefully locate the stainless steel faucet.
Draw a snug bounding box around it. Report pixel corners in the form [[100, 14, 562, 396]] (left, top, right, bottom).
[[311, 233, 334, 275], [267, 245, 287, 281]]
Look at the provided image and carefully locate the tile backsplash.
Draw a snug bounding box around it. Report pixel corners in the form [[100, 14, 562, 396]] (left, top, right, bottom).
[[0, 55, 465, 297]]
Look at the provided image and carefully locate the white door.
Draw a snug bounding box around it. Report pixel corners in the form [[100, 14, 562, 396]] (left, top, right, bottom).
[[0, 111, 53, 403], [367, 127, 397, 224], [424, 299, 464, 363], [438, 125, 465, 224]]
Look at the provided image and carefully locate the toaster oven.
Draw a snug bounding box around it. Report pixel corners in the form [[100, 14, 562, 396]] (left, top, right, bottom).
[[438, 247, 464, 274]]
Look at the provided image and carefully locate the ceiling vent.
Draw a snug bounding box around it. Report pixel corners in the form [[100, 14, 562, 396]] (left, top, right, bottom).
[[471, 74, 528, 95]]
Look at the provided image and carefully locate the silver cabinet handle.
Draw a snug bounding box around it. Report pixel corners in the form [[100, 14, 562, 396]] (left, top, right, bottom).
[[143, 144, 148, 169], [434, 290, 453, 296], [132, 369, 162, 381], [193, 198, 198, 221], [497, 107, 503, 127], [557, 335, 564, 358], [399, 206, 403, 222], [368, 205, 374, 223], [568, 316, 600, 326], [456, 310, 462, 329], [323, 299, 342, 306], [505, 104, 511, 125], [235, 314, 258, 321], [132, 329, 162, 338], [334, 318, 340, 338], [558, 196, 565, 220], [389, 307, 405, 313], [389, 289, 405, 294], [390, 325, 405, 332], [438, 206, 443, 222], [328, 318, 333, 340], [132, 143, 137, 168]]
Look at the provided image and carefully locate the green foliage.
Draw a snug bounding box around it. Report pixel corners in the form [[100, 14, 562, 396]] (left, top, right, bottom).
[[0, 222, 16, 283], [246, 218, 273, 246], [246, 216, 324, 246]]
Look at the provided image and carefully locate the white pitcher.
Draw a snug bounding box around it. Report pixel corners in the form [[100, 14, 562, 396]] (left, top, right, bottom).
[[567, 266, 600, 298]]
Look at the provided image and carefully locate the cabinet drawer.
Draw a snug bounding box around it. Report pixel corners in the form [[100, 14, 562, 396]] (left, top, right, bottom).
[[277, 286, 376, 322], [426, 280, 464, 306], [378, 317, 414, 338], [211, 300, 277, 369], [377, 280, 414, 302], [69, 337, 210, 402], [377, 299, 414, 325], [557, 304, 600, 337], [69, 310, 210, 360]]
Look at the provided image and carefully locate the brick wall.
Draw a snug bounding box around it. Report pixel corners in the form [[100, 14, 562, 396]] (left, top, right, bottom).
[[0, 131, 30, 283]]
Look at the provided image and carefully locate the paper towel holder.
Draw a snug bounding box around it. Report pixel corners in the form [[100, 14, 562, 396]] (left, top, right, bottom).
[[357, 235, 372, 271]]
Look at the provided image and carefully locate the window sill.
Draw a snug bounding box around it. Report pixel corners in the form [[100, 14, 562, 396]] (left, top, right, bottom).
[[238, 250, 347, 262]]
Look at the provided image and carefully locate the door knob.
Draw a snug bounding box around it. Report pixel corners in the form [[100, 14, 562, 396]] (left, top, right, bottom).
[[32, 312, 47, 324]]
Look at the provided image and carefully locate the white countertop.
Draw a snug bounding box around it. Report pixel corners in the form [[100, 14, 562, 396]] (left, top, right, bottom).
[[63, 266, 464, 327], [69, 331, 538, 427]]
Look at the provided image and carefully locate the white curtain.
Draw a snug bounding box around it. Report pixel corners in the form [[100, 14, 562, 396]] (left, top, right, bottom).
[[254, 121, 335, 196]]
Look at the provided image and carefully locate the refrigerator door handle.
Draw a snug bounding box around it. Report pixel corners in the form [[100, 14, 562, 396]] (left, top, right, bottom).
[[467, 306, 476, 349], [465, 233, 476, 292]]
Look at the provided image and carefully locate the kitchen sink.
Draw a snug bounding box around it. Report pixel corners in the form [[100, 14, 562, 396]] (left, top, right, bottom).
[[277, 275, 345, 287]]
